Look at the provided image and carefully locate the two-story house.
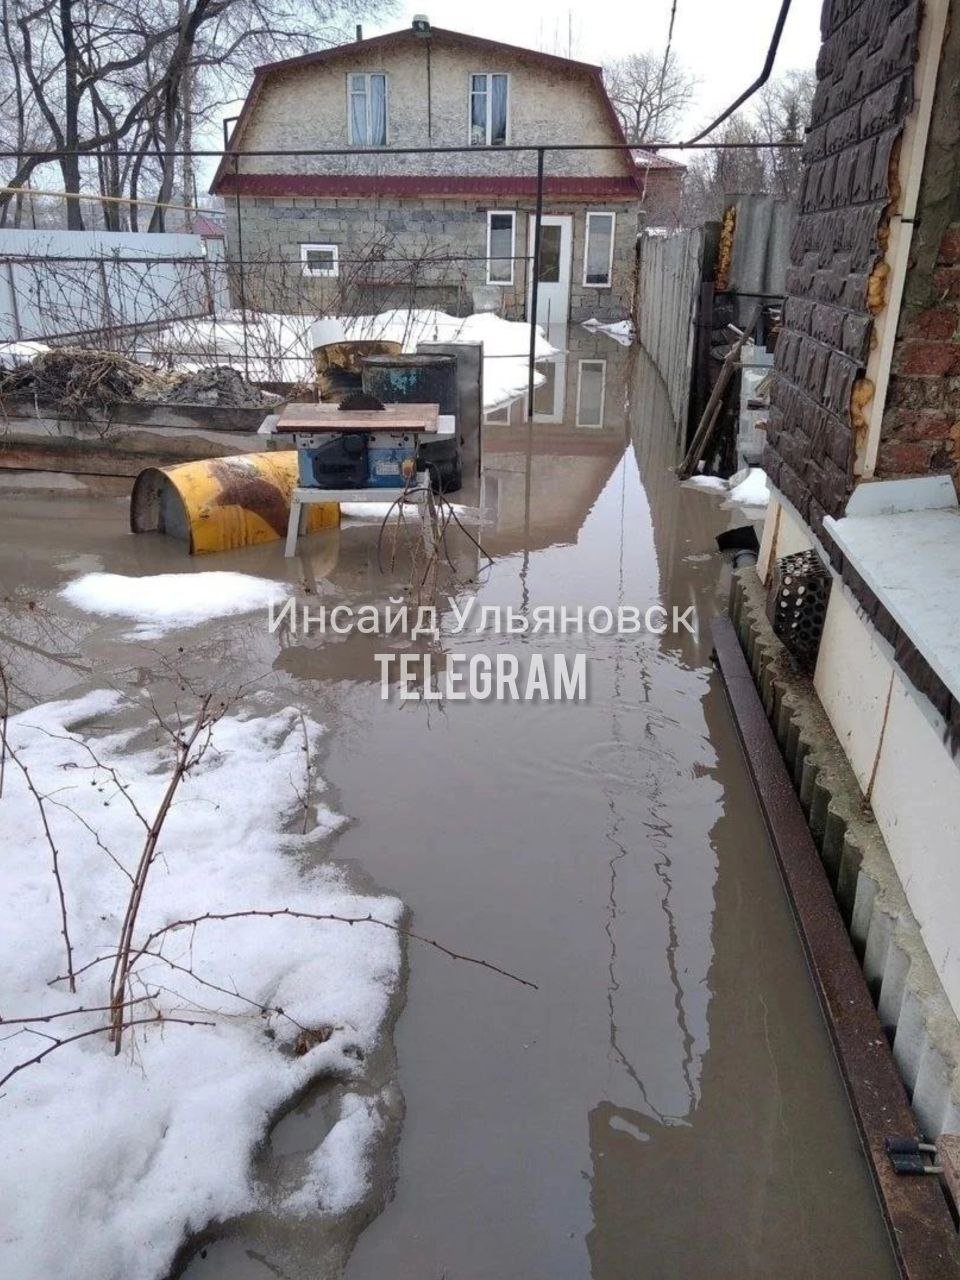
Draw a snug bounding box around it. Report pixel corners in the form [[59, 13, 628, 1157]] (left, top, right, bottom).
[[210, 19, 684, 326]]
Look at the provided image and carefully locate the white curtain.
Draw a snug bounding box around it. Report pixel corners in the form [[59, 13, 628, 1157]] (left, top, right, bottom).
[[370, 74, 387, 145], [471, 75, 487, 146], [350, 75, 367, 145], [490, 74, 508, 145]]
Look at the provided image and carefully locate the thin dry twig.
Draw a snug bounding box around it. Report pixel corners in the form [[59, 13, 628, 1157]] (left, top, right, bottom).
[[4, 735, 77, 993], [0, 1012, 215, 1092], [108, 694, 218, 1050], [0, 994, 156, 1027], [0, 658, 8, 800], [139, 907, 538, 991]]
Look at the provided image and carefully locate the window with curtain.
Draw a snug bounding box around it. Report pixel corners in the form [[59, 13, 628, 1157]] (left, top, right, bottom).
[[348, 73, 387, 146], [470, 74, 508, 146], [583, 212, 616, 287], [487, 211, 516, 284]]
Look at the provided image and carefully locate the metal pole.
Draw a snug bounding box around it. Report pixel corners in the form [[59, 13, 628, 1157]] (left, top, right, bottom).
[[232, 155, 250, 382], [527, 147, 544, 421]]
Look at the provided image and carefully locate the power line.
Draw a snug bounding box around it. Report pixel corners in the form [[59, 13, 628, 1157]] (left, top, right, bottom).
[[0, 140, 802, 163]]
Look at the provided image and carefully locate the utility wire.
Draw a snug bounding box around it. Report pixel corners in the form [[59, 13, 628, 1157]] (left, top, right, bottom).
[[683, 0, 793, 145]]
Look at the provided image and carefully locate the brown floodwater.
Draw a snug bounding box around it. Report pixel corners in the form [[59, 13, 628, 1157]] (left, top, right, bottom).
[[0, 335, 896, 1279]]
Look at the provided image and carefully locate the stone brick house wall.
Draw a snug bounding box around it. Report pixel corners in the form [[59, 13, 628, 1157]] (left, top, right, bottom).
[[764, 0, 924, 540], [213, 23, 680, 323], [224, 195, 640, 321]]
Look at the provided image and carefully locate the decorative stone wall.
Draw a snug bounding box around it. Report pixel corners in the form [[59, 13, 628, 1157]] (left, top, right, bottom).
[[764, 0, 923, 539]]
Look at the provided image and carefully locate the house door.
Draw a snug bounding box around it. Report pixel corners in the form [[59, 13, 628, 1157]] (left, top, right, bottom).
[[527, 214, 572, 328]]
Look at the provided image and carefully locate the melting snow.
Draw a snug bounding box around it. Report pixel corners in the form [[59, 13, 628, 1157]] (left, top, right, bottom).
[[145, 308, 555, 411], [60, 571, 291, 639], [0, 691, 403, 1280]]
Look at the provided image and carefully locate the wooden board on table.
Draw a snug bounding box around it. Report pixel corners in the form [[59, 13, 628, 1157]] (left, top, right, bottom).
[[275, 403, 439, 434]]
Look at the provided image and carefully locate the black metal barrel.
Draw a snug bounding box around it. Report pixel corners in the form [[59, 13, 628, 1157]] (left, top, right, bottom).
[[360, 353, 459, 414], [360, 354, 462, 492]]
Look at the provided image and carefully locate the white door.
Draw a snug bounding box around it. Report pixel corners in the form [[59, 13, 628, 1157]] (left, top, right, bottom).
[[527, 214, 572, 328]]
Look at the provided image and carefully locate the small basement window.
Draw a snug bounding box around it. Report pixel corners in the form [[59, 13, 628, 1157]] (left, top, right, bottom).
[[470, 73, 509, 146], [583, 211, 616, 287], [348, 72, 388, 146], [301, 244, 339, 278], [487, 211, 516, 284]]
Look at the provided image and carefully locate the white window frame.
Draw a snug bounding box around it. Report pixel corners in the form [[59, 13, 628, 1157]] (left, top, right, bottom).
[[576, 358, 607, 428], [468, 72, 510, 147], [583, 211, 616, 288], [486, 209, 516, 285], [300, 243, 339, 278], [347, 72, 389, 147]]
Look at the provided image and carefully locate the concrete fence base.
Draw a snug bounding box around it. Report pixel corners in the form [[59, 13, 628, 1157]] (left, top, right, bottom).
[[730, 567, 960, 1142]]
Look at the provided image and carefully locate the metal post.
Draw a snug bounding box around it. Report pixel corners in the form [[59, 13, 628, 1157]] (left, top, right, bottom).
[[526, 147, 545, 421], [232, 157, 250, 383]]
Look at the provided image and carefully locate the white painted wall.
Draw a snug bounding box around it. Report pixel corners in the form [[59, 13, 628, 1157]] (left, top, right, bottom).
[[0, 229, 229, 342], [868, 677, 960, 1019], [814, 583, 895, 795], [808, 560, 960, 1022]]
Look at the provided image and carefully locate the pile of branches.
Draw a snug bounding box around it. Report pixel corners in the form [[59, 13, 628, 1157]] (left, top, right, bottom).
[[0, 349, 277, 414], [0, 348, 164, 414]]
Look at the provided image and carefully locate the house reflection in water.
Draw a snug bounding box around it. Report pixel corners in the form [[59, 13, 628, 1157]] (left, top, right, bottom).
[[480, 326, 632, 558]]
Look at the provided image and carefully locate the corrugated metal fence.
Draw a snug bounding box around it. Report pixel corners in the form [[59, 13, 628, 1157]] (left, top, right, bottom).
[[0, 229, 230, 344], [635, 227, 703, 442]]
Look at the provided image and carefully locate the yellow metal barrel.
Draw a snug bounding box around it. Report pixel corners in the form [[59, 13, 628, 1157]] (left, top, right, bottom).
[[130, 452, 339, 555]]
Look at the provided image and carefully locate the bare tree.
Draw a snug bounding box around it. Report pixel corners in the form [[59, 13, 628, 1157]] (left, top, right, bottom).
[[0, 0, 394, 229], [680, 69, 815, 225], [604, 51, 696, 144], [753, 68, 816, 199]]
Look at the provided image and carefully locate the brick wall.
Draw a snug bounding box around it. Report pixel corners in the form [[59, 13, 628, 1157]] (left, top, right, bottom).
[[764, 0, 923, 538], [878, 222, 960, 477], [875, 1, 960, 490]]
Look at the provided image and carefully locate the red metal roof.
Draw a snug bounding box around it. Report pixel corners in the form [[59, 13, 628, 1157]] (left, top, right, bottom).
[[215, 173, 644, 199], [210, 24, 641, 196]]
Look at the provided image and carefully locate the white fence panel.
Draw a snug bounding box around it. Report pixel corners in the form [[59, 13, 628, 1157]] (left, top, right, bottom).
[[0, 229, 228, 343], [635, 228, 703, 442]]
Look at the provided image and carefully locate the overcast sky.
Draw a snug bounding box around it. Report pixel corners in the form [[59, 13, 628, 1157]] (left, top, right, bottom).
[[362, 0, 823, 138]]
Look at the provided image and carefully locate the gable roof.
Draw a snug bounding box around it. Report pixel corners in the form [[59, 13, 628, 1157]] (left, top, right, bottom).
[[210, 24, 642, 196]]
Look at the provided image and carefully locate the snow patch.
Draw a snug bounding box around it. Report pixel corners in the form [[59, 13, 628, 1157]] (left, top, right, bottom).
[[582, 318, 635, 347], [0, 693, 402, 1280], [681, 467, 770, 509], [0, 339, 51, 369], [727, 467, 770, 509], [60, 571, 291, 639], [145, 308, 556, 411], [283, 1090, 390, 1217]]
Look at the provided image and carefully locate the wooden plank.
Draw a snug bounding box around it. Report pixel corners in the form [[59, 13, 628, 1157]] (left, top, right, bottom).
[[276, 403, 439, 434], [712, 615, 960, 1280]]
